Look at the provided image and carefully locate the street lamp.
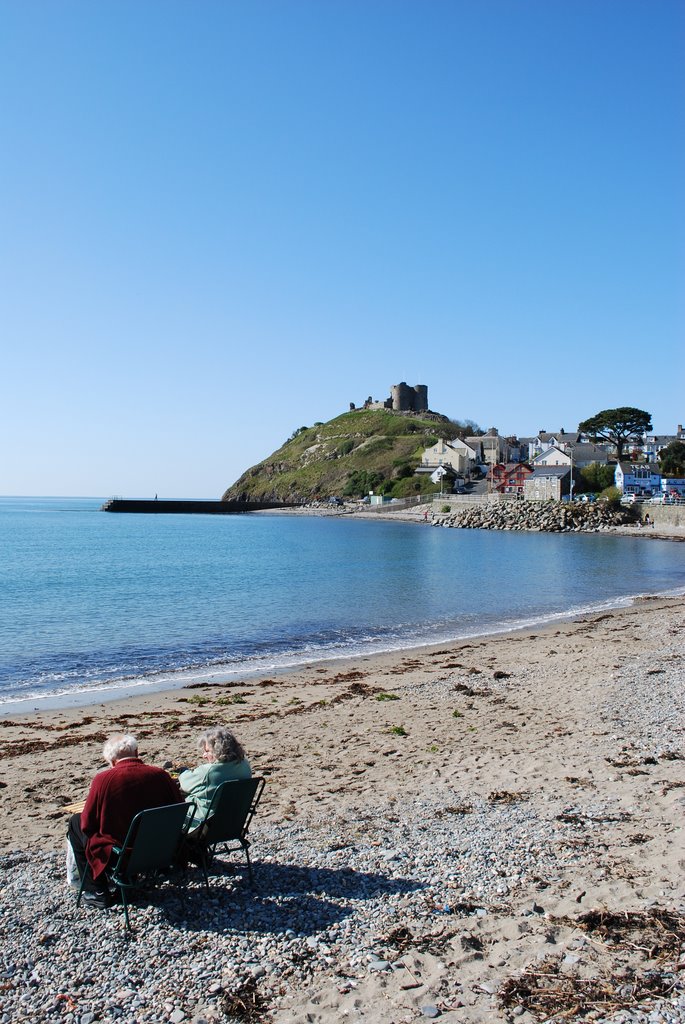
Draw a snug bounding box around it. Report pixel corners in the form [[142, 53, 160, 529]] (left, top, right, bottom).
[[569, 447, 574, 502]]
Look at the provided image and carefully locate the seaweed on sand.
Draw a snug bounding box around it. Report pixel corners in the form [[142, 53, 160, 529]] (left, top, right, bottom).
[[499, 908, 685, 1020], [221, 978, 271, 1022], [499, 959, 676, 1019], [575, 908, 684, 962]]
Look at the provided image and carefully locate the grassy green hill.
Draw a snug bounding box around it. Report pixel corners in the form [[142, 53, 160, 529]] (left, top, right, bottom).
[[222, 409, 464, 503]]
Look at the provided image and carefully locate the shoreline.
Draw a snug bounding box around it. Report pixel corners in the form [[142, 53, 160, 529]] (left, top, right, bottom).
[[265, 500, 685, 541], [0, 595, 683, 1022], [2, 581, 684, 717]]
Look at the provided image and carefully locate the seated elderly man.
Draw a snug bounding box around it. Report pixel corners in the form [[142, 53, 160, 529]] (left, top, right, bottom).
[[68, 734, 181, 908]]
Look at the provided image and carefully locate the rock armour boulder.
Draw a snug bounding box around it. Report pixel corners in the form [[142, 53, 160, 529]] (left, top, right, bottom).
[[432, 501, 631, 533]]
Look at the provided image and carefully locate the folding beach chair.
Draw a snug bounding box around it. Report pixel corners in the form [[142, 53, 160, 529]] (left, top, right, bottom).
[[77, 801, 194, 930], [188, 777, 265, 891]]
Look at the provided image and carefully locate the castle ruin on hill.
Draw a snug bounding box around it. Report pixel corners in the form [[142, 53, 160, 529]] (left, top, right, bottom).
[[350, 381, 428, 414]]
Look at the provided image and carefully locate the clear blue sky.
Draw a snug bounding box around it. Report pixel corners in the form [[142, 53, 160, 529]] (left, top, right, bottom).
[[2, 0, 683, 497]]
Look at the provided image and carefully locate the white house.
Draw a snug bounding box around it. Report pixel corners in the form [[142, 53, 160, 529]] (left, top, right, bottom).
[[614, 462, 662, 496], [532, 446, 572, 468], [642, 426, 684, 463], [526, 429, 581, 460], [419, 438, 478, 476], [660, 477, 685, 496]]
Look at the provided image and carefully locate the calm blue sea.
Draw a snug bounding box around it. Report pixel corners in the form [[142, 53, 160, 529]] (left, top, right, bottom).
[[1, 496, 684, 710]]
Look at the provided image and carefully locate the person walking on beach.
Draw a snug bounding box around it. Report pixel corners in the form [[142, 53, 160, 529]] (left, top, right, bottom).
[[67, 734, 181, 908]]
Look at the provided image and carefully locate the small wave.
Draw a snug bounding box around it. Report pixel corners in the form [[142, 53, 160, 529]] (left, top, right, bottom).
[[3, 584, 683, 712]]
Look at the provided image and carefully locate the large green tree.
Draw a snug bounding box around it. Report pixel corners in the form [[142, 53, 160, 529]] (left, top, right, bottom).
[[659, 440, 685, 476], [578, 407, 652, 461], [579, 461, 616, 493]]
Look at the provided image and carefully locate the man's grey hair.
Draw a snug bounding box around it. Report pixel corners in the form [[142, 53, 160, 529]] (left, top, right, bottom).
[[198, 726, 245, 764], [102, 734, 139, 765]]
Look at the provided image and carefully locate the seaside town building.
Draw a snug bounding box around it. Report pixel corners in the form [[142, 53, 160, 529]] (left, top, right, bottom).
[[525, 429, 581, 461], [464, 428, 509, 466], [532, 445, 572, 468], [524, 466, 577, 502], [487, 462, 533, 495], [640, 425, 684, 462], [418, 437, 478, 477], [614, 462, 663, 497]]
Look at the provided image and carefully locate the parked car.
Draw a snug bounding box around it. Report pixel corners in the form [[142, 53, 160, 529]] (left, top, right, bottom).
[[620, 494, 638, 505]]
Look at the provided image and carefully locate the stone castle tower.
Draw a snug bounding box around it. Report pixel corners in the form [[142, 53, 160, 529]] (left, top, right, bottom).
[[355, 382, 428, 413], [390, 382, 428, 413]]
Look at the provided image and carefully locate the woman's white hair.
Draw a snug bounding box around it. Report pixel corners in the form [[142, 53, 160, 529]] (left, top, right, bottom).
[[102, 734, 138, 765], [198, 726, 245, 763]]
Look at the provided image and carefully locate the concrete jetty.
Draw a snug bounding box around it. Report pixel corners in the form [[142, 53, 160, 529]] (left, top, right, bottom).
[[100, 498, 295, 514]]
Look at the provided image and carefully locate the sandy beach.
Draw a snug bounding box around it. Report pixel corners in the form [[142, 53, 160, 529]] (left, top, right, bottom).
[[1, 594, 684, 1022]]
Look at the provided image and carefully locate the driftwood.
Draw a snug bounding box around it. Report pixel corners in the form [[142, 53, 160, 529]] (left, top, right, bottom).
[[221, 978, 272, 1022]]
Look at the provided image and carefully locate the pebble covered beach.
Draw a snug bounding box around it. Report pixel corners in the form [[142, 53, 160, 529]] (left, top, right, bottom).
[[1, 597, 684, 1023]]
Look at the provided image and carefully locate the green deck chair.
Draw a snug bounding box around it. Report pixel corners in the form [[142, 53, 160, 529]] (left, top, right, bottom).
[[190, 777, 265, 891], [77, 801, 193, 930]]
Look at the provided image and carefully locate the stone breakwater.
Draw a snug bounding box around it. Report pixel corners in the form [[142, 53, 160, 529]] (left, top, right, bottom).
[[431, 500, 632, 533]]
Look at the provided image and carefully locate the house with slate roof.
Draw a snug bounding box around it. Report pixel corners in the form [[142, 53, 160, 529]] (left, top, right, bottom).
[[614, 462, 662, 496], [488, 462, 533, 495], [565, 442, 610, 467], [532, 445, 571, 468], [524, 466, 577, 501], [419, 437, 479, 477], [526, 429, 580, 461], [465, 428, 509, 466], [641, 425, 684, 463]]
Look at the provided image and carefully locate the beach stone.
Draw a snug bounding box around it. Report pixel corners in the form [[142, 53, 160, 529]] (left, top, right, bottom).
[[169, 1011, 186, 1023], [421, 1006, 441, 1018], [2, 619, 684, 1024]]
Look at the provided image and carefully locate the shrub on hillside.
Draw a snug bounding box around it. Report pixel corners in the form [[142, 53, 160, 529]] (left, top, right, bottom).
[[599, 485, 621, 507], [343, 469, 386, 498], [579, 462, 615, 493]]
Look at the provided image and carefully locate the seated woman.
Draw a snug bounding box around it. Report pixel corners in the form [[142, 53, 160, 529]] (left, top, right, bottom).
[[178, 726, 251, 829]]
